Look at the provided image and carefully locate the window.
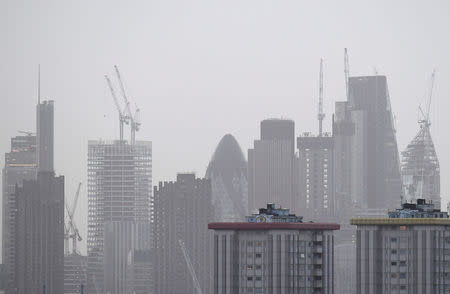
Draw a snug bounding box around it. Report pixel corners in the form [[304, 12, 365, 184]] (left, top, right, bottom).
[[247, 277, 253, 281], [255, 253, 262, 258], [391, 261, 397, 266], [255, 277, 262, 281], [391, 237, 397, 242], [247, 265, 253, 270], [399, 273, 406, 279], [255, 265, 262, 270], [391, 249, 397, 254]]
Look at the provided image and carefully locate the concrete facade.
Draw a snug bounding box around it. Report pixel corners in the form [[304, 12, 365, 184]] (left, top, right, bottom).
[[2, 135, 37, 293], [209, 205, 339, 294], [154, 173, 213, 294], [64, 253, 87, 294], [352, 200, 450, 294], [248, 119, 297, 214]]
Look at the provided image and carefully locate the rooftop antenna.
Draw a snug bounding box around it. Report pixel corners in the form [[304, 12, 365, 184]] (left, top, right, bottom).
[[318, 58, 325, 136], [38, 64, 41, 104], [344, 48, 350, 101]]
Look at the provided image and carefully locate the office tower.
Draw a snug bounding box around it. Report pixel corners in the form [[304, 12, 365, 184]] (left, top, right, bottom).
[[401, 120, 440, 208], [14, 100, 65, 294], [86, 140, 152, 294], [64, 254, 87, 294], [352, 199, 450, 294], [206, 134, 248, 221], [297, 132, 334, 219], [248, 119, 297, 213], [2, 134, 36, 293], [209, 203, 339, 294], [332, 101, 355, 216], [154, 173, 213, 294], [347, 76, 402, 210], [126, 250, 154, 294], [103, 222, 152, 294]]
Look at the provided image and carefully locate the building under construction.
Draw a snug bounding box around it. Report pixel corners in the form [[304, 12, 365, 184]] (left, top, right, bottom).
[[401, 116, 440, 208], [86, 140, 152, 293]]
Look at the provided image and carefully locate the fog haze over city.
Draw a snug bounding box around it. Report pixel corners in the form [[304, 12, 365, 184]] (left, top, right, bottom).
[[2, 0, 450, 257]]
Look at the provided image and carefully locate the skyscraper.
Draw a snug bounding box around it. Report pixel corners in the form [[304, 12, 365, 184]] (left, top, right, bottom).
[[401, 120, 440, 208], [248, 119, 297, 213], [206, 134, 248, 221], [348, 76, 402, 210], [297, 132, 334, 219], [154, 173, 213, 294], [86, 140, 152, 293], [14, 100, 65, 294], [64, 254, 87, 294], [2, 134, 37, 293]]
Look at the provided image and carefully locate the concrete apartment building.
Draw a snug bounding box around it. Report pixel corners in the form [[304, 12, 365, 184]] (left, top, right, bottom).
[[351, 199, 450, 294], [64, 253, 87, 294], [209, 203, 339, 294]]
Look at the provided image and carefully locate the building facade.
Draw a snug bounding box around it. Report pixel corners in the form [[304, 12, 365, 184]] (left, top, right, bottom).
[[86, 140, 152, 293], [297, 132, 334, 219], [2, 135, 36, 293], [206, 134, 248, 222], [64, 253, 87, 294], [154, 173, 213, 294], [248, 119, 297, 213], [347, 76, 402, 210], [209, 204, 339, 294], [13, 100, 65, 294], [126, 250, 154, 294], [352, 199, 450, 294]]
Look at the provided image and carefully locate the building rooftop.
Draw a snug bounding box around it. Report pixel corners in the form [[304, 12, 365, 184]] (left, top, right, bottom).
[[209, 203, 339, 230], [351, 199, 450, 226]]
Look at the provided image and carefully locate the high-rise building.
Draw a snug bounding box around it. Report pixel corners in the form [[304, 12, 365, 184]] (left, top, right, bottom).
[[297, 132, 334, 219], [154, 173, 213, 294], [352, 199, 450, 293], [64, 253, 87, 294], [126, 250, 154, 294], [401, 120, 440, 208], [208, 203, 339, 294], [86, 140, 152, 293], [248, 119, 297, 213], [347, 76, 402, 210], [206, 134, 248, 221], [103, 222, 152, 294], [14, 100, 65, 294], [2, 134, 36, 293]]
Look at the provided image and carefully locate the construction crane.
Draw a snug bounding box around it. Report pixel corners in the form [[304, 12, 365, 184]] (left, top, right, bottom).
[[178, 239, 203, 294], [317, 58, 325, 136], [344, 48, 350, 101], [105, 75, 130, 141], [114, 65, 140, 145], [18, 130, 35, 136], [64, 183, 82, 255], [418, 70, 436, 198]]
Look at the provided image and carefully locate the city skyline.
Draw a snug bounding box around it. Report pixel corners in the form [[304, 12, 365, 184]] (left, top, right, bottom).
[[1, 0, 450, 258]]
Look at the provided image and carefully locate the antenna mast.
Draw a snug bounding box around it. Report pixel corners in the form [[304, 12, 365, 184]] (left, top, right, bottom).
[[318, 58, 325, 136], [344, 48, 350, 101]]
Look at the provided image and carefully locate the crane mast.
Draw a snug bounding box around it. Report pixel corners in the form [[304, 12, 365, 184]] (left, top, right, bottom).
[[344, 48, 350, 101], [65, 182, 82, 255], [178, 239, 203, 294], [105, 75, 127, 141], [114, 65, 139, 145], [318, 58, 325, 136]]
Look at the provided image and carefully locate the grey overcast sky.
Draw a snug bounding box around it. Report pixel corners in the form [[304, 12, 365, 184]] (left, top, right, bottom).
[[1, 0, 449, 254]]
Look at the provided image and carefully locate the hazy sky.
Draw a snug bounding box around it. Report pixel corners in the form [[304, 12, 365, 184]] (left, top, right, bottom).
[[1, 0, 449, 254]]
